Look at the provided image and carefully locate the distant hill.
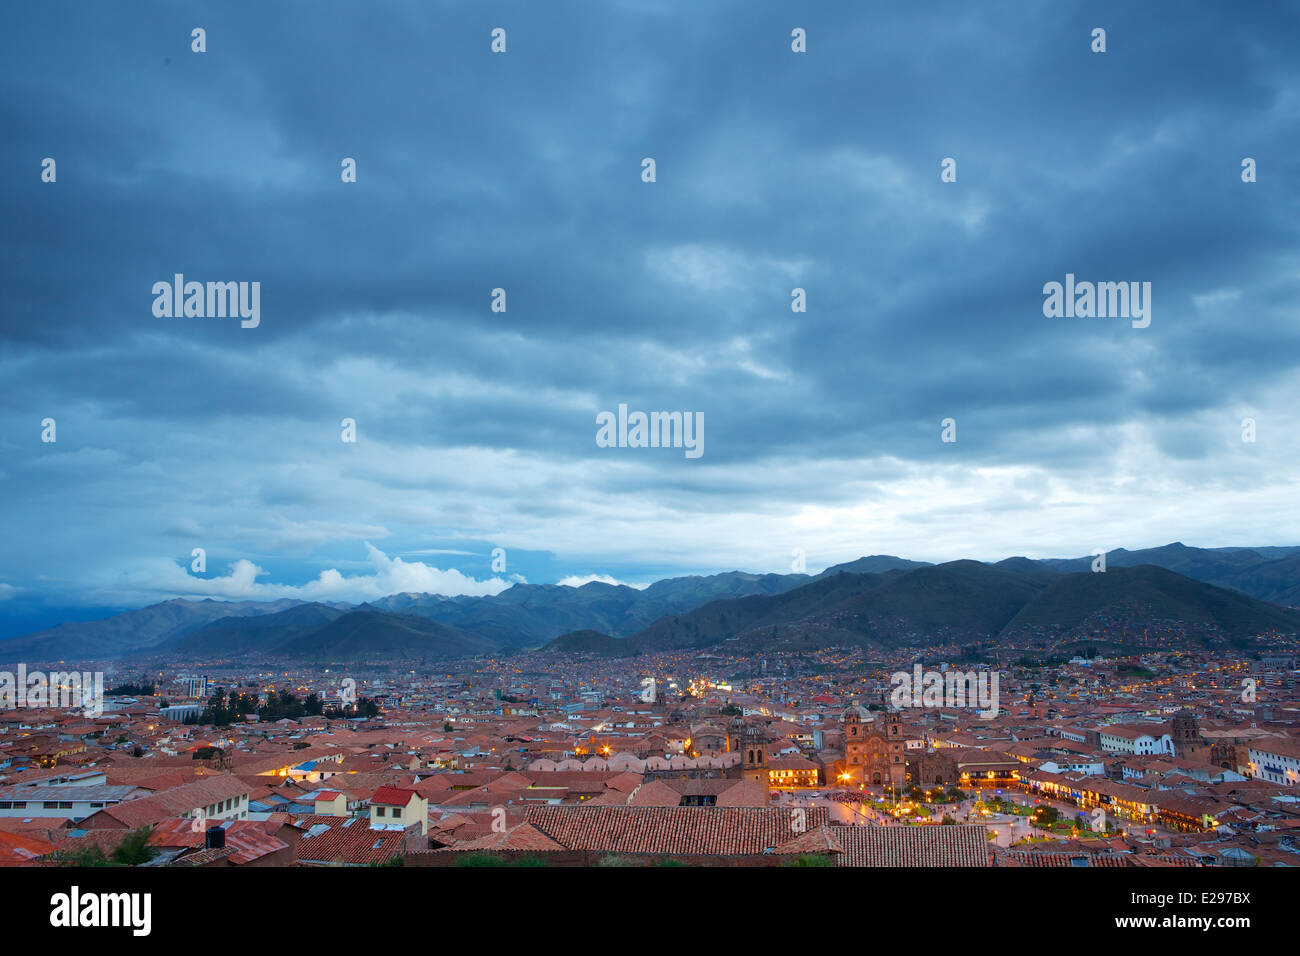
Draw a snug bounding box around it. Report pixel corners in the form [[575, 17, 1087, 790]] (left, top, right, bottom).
[[168, 604, 495, 662], [546, 562, 1056, 656], [370, 571, 813, 647], [544, 560, 1300, 658], [278, 608, 496, 661], [990, 542, 1300, 608], [1029, 542, 1297, 592], [0, 598, 309, 662], [817, 555, 932, 576], [0, 569, 819, 662], [544, 629, 627, 657], [620, 571, 892, 654], [1000, 565, 1300, 643], [816, 560, 1057, 643], [641, 570, 812, 604], [166, 602, 347, 656], [6, 542, 1300, 661], [993, 557, 1053, 574], [1213, 553, 1300, 607]]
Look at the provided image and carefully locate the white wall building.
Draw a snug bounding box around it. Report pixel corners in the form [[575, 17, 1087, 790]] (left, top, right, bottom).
[[0, 785, 141, 822], [1248, 739, 1300, 787], [1097, 724, 1174, 755]]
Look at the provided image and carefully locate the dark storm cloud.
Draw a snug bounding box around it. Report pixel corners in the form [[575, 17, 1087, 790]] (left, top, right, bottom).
[[2, 0, 1299, 614]]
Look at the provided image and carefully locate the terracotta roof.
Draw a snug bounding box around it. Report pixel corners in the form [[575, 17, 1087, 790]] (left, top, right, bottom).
[[0, 830, 56, 865], [370, 786, 418, 807], [619, 781, 682, 807], [523, 806, 829, 855], [87, 774, 251, 828], [998, 848, 1199, 867], [713, 780, 771, 808], [834, 825, 991, 867], [45, 828, 135, 859], [297, 818, 408, 865], [1099, 724, 1171, 740], [775, 825, 843, 856], [147, 819, 290, 865], [1249, 737, 1300, 759], [448, 822, 565, 852]]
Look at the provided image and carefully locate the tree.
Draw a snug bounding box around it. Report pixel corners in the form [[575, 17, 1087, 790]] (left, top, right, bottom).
[[61, 827, 156, 866], [60, 845, 111, 867], [106, 682, 155, 696], [111, 826, 158, 866], [1032, 806, 1060, 830], [201, 690, 231, 726]]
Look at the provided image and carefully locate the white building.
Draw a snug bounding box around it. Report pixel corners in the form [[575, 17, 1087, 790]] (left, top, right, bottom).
[[0, 784, 142, 822], [1247, 738, 1300, 787], [1097, 724, 1173, 755], [1039, 756, 1106, 776], [161, 703, 204, 722]]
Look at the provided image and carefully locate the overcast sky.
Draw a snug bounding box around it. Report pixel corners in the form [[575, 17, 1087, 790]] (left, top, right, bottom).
[[2, 1, 1299, 632]]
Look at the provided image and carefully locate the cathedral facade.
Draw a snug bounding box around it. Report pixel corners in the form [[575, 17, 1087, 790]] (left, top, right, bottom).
[[842, 703, 907, 789]]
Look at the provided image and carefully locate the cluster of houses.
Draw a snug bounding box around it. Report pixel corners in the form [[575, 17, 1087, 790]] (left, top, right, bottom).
[[1, 649, 1298, 866]]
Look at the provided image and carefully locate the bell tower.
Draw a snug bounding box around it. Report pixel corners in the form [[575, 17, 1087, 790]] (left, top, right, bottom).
[[741, 722, 769, 788], [1171, 709, 1202, 757], [843, 702, 869, 786]]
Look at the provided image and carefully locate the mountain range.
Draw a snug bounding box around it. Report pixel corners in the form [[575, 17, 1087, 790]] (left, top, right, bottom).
[[2, 543, 1298, 663], [548, 560, 1300, 657]]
